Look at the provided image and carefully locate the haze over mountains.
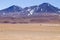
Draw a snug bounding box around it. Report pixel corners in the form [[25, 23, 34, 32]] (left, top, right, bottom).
[[0, 3, 60, 17]]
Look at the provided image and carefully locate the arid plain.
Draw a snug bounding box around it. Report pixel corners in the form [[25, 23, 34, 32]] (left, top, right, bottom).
[[0, 23, 60, 40]]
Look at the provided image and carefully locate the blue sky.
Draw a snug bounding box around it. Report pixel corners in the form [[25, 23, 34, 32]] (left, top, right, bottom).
[[0, 0, 60, 10]]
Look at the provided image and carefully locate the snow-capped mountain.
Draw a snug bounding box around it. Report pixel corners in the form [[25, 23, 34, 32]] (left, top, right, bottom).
[[23, 3, 60, 16], [0, 3, 60, 17]]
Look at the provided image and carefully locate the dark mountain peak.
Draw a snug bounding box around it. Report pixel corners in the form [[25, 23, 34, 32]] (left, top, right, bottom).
[[42, 3, 49, 4], [1, 5, 22, 13], [11, 5, 17, 7], [40, 3, 50, 6], [39, 3, 54, 8], [35, 3, 60, 13], [9, 5, 21, 9]]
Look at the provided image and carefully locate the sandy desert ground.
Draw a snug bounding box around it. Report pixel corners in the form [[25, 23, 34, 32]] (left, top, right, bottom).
[[0, 23, 60, 40]]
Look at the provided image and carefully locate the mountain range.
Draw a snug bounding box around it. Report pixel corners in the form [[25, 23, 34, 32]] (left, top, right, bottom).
[[0, 3, 60, 23], [0, 3, 60, 17]]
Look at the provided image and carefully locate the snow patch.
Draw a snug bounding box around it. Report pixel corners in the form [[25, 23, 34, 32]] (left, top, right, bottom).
[[28, 10, 34, 16], [58, 11, 60, 13], [36, 6, 39, 10], [41, 8, 43, 11], [48, 4, 50, 6], [30, 10, 34, 14], [3, 13, 6, 15], [27, 9, 31, 11]]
